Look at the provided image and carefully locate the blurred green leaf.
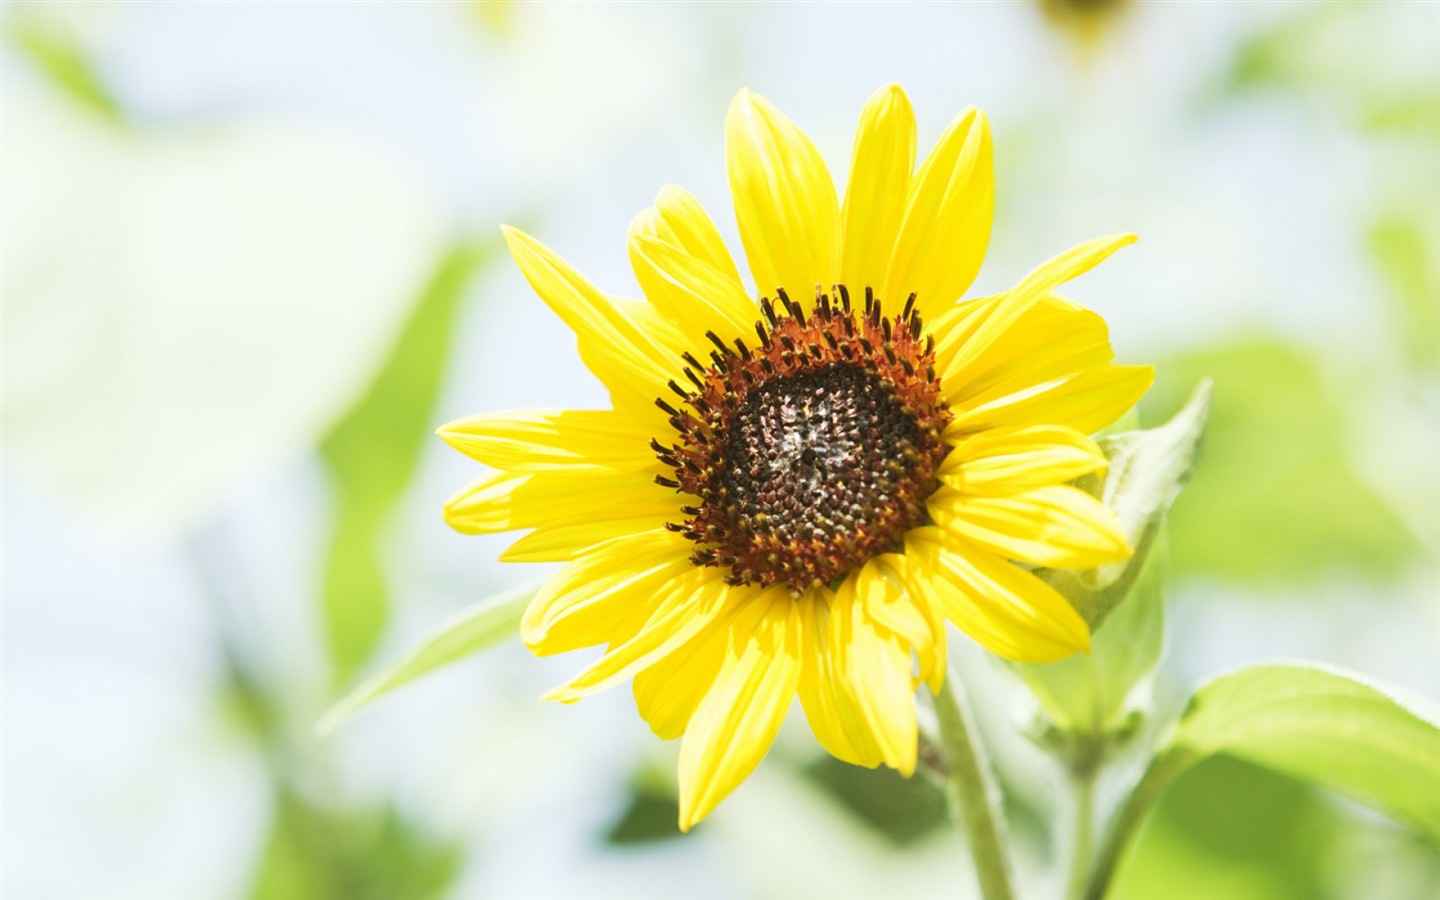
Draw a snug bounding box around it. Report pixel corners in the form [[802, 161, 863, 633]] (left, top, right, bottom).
[[1216, 3, 1440, 138], [1112, 757, 1342, 900], [7, 16, 121, 123], [800, 755, 948, 847], [319, 239, 498, 684], [1369, 212, 1440, 372], [1147, 341, 1418, 582], [1155, 662, 1440, 838], [605, 763, 685, 846], [249, 787, 461, 900], [317, 580, 536, 736]]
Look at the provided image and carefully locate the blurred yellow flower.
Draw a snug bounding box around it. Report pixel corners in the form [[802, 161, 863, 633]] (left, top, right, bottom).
[[440, 85, 1151, 829]]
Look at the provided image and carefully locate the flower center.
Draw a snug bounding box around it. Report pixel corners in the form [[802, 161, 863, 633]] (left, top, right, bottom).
[[652, 287, 952, 593]]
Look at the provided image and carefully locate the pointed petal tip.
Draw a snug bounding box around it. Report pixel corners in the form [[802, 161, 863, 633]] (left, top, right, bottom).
[[539, 685, 583, 705]]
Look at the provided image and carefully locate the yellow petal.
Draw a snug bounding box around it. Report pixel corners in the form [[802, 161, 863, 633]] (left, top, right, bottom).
[[437, 408, 658, 473], [840, 84, 916, 294], [633, 599, 740, 740], [628, 230, 758, 345], [940, 297, 1115, 407], [521, 531, 694, 655], [442, 468, 677, 535], [856, 554, 944, 692], [677, 587, 801, 830], [939, 425, 1107, 495], [499, 515, 673, 562], [502, 226, 682, 408], [929, 484, 1130, 568], [884, 106, 993, 321], [639, 184, 743, 285], [905, 527, 1090, 663], [542, 570, 745, 704], [797, 588, 867, 766], [941, 234, 1137, 386], [838, 571, 919, 776], [947, 364, 1154, 436], [726, 89, 840, 304]]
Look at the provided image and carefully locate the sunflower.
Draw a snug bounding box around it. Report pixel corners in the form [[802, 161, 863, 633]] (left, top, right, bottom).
[[440, 85, 1152, 830]]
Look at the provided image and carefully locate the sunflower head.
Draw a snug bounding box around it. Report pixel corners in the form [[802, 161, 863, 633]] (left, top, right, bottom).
[[440, 84, 1152, 830], [657, 286, 952, 592]]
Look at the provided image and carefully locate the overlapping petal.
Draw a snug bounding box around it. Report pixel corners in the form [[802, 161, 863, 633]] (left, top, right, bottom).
[[499, 515, 673, 563], [437, 408, 659, 473], [905, 527, 1091, 663], [628, 230, 759, 346], [633, 603, 735, 740], [929, 484, 1130, 568], [543, 569, 745, 704], [442, 468, 675, 535], [502, 227, 685, 410], [637, 184, 743, 284], [726, 89, 840, 303], [932, 234, 1136, 394], [677, 587, 802, 831], [939, 424, 1108, 494], [521, 530, 695, 655], [884, 106, 994, 321], [840, 84, 916, 294], [946, 363, 1154, 436]]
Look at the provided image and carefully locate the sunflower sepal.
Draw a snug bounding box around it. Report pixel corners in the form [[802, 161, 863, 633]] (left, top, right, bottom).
[[1038, 378, 1210, 631], [1009, 380, 1210, 743]]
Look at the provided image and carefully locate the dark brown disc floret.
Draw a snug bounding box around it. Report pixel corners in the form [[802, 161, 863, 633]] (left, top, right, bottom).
[[651, 286, 952, 593]]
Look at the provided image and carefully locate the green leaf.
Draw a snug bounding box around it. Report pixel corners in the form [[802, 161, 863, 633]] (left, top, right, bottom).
[[316, 580, 536, 736], [1091, 663, 1440, 899], [1111, 757, 1344, 900], [1040, 379, 1211, 632], [318, 239, 499, 684], [1157, 663, 1440, 837], [800, 755, 948, 847], [1148, 341, 1419, 582]]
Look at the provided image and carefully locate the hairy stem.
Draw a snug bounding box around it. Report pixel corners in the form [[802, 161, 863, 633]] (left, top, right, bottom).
[[1083, 753, 1185, 900], [1065, 766, 1096, 900], [930, 670, 1016, 900]]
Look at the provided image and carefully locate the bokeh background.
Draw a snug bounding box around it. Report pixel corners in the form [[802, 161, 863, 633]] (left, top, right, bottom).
[[4, 2, 1438, 898]]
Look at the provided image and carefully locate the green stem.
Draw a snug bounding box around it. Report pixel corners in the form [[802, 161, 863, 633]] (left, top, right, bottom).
[[1083, 753, 1186, 900], [930, 670, 1016, 900], [1065, 766, 1096, 900]]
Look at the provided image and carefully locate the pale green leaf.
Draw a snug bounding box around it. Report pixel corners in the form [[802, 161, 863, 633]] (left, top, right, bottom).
[[1090, 662, 1440, 899], [316, 581, 537, 736], [319, 239, 499, 685], [1159, 662, 1440, 837]]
